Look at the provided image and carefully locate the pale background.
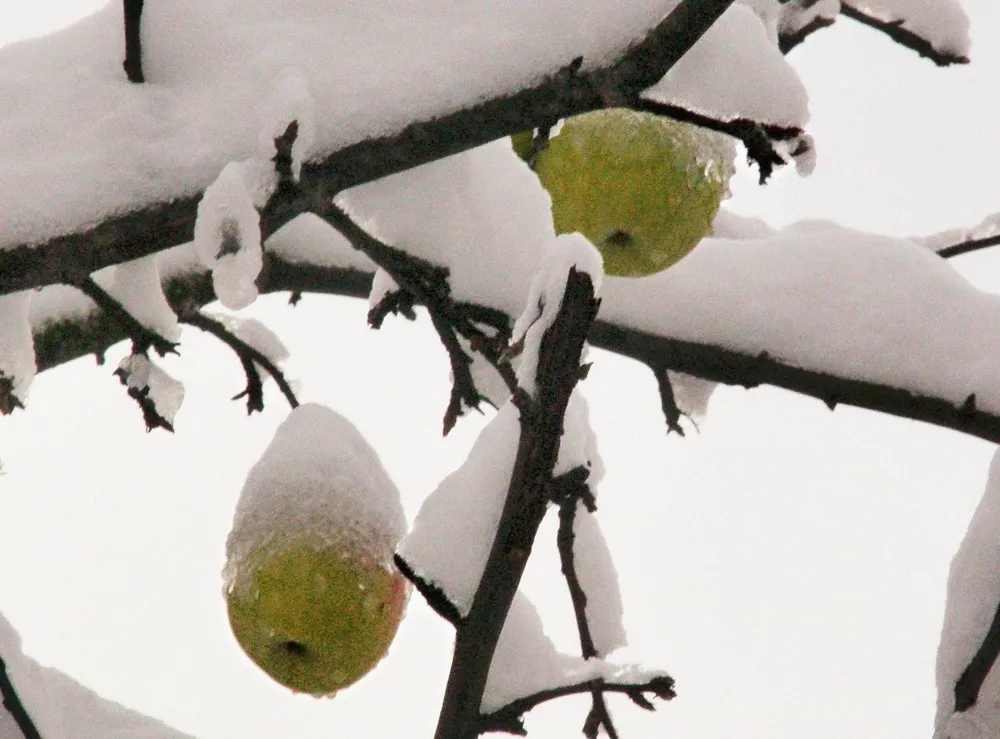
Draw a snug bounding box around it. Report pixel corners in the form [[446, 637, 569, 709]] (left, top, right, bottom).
[[2, 3, 1000, 738]]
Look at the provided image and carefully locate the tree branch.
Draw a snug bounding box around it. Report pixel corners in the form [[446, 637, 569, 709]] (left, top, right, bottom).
[[0, 0, 738, 298], [74, 277, 178, 357], [0, 653, 42, 739], [178, 310, 299, 413], [33, 256, 1000, 445], [433, 269, 599, 739], [478, 675, 676, 736], [551, 470, 625, 739], [122, 0, 145, 83], [840, 2, 970, 66], [954, 595, 1000, 712], [936, 233, 1000, 260], [635, 99, 799, 183]]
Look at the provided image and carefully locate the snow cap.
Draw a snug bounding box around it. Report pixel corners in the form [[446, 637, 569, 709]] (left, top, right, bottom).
[[225, 403, 407, 591]]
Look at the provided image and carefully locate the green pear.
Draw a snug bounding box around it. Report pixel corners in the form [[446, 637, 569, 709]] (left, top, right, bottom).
[[226, 535, 408, 696], [534, 109, 734, 277], [223, 403, 409, 697]]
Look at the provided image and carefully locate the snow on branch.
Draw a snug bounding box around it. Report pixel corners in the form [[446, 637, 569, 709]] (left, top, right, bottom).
[[840, 0, 971, 66], [0, 0, 756, 297], [28, 211, 1000, 447], [432, 268, 599, 739], [479, 674, 677, 737]]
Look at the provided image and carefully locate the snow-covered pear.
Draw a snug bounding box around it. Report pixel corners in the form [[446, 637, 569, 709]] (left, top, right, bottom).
[[223, 404, 409, 697], [535, 109, 734, 278]]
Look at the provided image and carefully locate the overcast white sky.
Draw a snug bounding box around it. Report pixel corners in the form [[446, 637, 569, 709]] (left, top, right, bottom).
[[2, 3, 1000, 739]]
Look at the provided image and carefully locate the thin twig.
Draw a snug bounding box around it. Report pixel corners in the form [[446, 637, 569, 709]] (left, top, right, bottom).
[[179, 310, 299, 412], [479, 675, 677, 736], [320, 202, 518, 430], [0, 653, 42, 739], [651, 367, 686, 436], [75, 277, 178, 357], [937, 233, 1000, 260], [122, 0, 144, 83], [394, 553, 463, 628], [840, 2, 970, 66], [636, 99, 800, 184]]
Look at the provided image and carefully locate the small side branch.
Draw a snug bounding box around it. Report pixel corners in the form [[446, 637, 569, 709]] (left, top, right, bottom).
[[320, 203, 517, 430], [778, 15, 837, 54], [937, 233, 1000, 260], [636, 99, 799, 183], [394, 553, 463, 628], [954, 596, 1000, 712], [0, 653, 42, 739], [75, 277, 178, 357], [179, 310, 299, 413], [651, 367, 686, 436], [122, 0, 145, 83], [840, 2, 970, 66], [479, 676, 677, 736]]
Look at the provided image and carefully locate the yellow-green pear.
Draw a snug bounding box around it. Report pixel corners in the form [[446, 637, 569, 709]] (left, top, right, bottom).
[[534, 109, 734, 278], [223, 403, 409, 697]]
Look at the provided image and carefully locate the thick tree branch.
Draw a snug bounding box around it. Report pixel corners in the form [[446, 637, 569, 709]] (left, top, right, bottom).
[[0, 653, 42, 739], [0, 0, 737, 298], [32, 255, 1000, 445], [840, 3, 970, 66], [433, 269, 599, 739], [588, 322, 1000, 445], [478, 675, 676, 736]]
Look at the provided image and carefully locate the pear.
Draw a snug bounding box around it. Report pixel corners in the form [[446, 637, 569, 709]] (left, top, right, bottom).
[[223, 404, 409, 696]]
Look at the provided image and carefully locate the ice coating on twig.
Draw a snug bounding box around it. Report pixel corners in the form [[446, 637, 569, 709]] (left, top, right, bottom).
[[225, 403, 407, 591], [92, 253, 181, 341], [0, 291, 35, 407], [934, 449, 1000, 738], [194, 160, 275, 310]]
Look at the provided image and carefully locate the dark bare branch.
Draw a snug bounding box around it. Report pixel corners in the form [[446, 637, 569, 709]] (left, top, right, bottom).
[[937, 233, 1000, 260], [651, 367, 686, 436], [636, 99, 799, 183], [75, 277, 178, 357], [178, 310, 300, 412], [479, 675, 676, 736], [122, 0, 144, 83]]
